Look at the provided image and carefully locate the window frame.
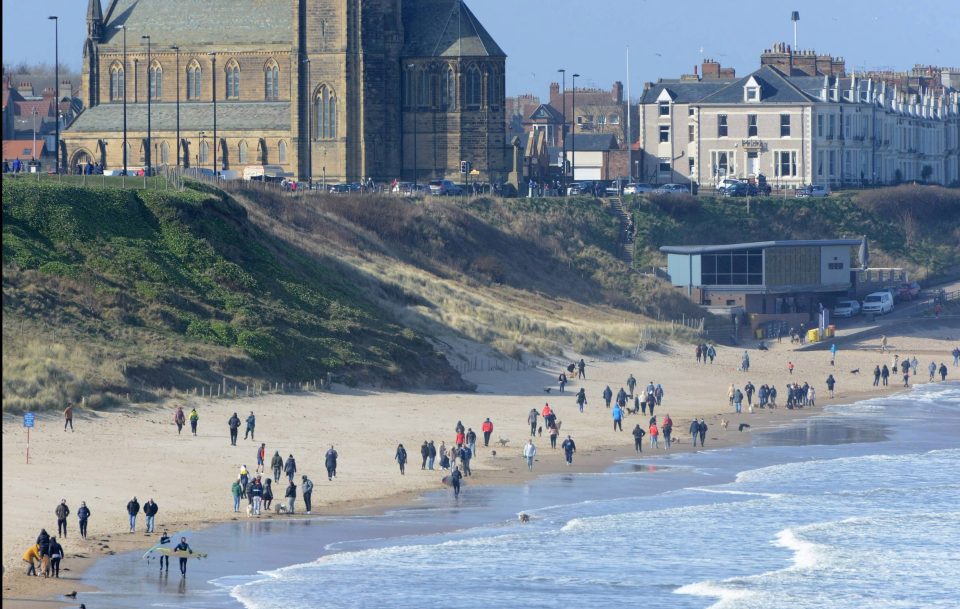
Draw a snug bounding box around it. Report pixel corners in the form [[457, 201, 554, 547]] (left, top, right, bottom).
[[717, 114, 728, 137], [780, 113, 791, 137], [659, 125, 670, 143], [747, 114, 758, 138]]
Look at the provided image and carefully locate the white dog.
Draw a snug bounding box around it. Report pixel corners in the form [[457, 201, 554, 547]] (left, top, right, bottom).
[[246, 504, 254, 517], [274, 503, 288, 514]]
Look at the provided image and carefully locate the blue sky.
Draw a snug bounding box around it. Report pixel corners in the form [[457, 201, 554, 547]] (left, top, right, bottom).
[[3, 0, 958, 99]]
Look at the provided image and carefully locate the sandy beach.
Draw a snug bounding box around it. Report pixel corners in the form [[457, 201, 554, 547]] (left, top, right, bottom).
[[3, 320, 957, 608]]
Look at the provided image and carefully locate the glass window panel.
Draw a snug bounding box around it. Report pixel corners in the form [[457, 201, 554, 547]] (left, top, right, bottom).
[[732, 255, 747, 273], [717, 255, 731, 274]]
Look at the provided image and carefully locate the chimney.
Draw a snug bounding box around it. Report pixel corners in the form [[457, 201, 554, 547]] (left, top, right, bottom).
[[549, 82, 560, 108], [16, 81, 34, 96], [612, 81, 623, 104], [42, 87, 55, 98], [61, 80, 73, 100], [701, 59, 720, 80], [694, 65, 698, 78]]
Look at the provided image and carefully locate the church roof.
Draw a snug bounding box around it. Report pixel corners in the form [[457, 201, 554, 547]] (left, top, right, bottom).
[[402, 0, 505, 58], [101, 0, 291, 47], [65, 101, 291, 133]]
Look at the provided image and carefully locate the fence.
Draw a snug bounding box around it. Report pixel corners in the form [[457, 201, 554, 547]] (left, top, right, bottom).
[[121, 374, 334, 405]]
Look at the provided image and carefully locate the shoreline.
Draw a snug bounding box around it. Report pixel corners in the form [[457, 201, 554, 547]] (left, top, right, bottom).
[[3, 325, 955, 608]]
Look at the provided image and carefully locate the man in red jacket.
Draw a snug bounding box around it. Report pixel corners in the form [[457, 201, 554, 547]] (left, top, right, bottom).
[[481, 418, 494, 447]]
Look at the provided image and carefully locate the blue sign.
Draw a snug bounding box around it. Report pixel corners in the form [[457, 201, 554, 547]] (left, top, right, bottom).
[[24, 412, 35, 428]]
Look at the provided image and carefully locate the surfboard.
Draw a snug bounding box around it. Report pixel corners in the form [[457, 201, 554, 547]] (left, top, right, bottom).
[[155, 548, 207, 559], [143, 530, 193, 559], [441, 475, 465, 487]]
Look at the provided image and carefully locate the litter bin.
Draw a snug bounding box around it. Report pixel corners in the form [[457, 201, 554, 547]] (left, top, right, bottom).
[[826, 324, 836, 338], [807, 328, 820, 343], [755, 328, 764, 339]]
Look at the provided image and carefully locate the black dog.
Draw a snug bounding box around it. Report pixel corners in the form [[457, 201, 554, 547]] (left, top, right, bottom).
[[850, 368, 860, 375], [738, 423, 751, 432]]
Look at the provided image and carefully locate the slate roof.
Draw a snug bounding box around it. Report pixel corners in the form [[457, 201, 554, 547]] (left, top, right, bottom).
[[698, 66, 818, 104], [528, 103, 563, 122], [568, 133, 618, 152], [101, 0, 292, 47], [639, 80, 734, 104], [402, 0, 505, 58], [65, 101, 290, 132]]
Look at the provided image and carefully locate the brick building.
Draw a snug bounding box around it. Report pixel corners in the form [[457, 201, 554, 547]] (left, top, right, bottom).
[[62, 0, 507, 183]]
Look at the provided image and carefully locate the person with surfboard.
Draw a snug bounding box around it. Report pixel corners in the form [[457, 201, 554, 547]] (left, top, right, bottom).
[[174, 537, 192, 576], [158, 530, 171, 572], [450, 467, 463, 498]]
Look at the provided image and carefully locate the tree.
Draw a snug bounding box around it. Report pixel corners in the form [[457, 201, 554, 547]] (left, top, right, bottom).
[[921, 165, 933, 183]]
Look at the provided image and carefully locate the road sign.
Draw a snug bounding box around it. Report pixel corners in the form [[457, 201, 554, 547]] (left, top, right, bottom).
[[24, 412, 35, 428]]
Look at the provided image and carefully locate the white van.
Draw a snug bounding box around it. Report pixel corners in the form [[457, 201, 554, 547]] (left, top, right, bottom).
[[861, 291, 894, 315]]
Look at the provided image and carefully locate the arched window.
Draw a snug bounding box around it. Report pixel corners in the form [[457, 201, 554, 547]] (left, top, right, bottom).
[[225, 60, 240, 99], [403, 65, 414, 108], [149, 61, 162, 100], [440, 66, 455, 110], [314, 85, 337, 140], [199, 140, 209, 165], [160, 141, 169, 164], [238, 141, 248, 164], [465, 65, 482, 108], [489, 68, 501, 109], [187, 60, 201, 100], [257, 138, 267, 163], [278, 140, 287, 164], [110, 62, 125, 101], [418, 66, 429, 107], [264, 60, 279, 100]]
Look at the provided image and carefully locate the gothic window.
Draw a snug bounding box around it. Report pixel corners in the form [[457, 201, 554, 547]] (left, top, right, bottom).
[[238, 141, 248, 164], [488, 69, 501, 109], [110, 62, 125, 101], [418, 66, 429, 107], [403, 65, 414, 108], [257, 138, 267, 163], [149, 61, 162, 100], [278, 140, 287, 164], [465, 65, 482, 108], [187, 60, 201, 100], [199, 140, 209, 165], [160, 141, 169, 164], [440, 66, 455, 110], [264, 60, 279, 100], [314, 85, 337, 140], [225, 60, 240, 99]]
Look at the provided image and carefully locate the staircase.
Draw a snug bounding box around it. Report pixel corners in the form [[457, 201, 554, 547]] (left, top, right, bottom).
[[609, 196, 635, 269]]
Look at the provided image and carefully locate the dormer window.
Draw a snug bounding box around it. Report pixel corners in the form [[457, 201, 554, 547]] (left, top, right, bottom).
[[746, 86, 760, 102]]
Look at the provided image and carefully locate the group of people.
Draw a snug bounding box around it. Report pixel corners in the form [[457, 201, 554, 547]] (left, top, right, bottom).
[[880, 354, 950, 387], [695, 343, 718, 364], [22, 499, 92, 578], [231, 445, 339, 516]]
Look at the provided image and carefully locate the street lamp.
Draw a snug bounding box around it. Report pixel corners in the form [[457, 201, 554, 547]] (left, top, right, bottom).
[[303, 58, 312, 186], [558, 68, 565, 194], [199, 130, 206, 172], [407, 63, 417, 187], [32, 107, 39, 162], [209, 52, 217, 177], [142, 35, 152, 172], [48, 15, 59, 173], [171, 45, 181, 167], [116, 24, 128, 175], [571, 73, 580, 184]]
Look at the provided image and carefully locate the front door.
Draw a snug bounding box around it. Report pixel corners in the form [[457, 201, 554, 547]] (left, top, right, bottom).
[[747, 151, 759, 177]]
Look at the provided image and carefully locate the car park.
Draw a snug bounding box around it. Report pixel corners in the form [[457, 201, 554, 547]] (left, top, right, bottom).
[[861, 291, 895, 315], [795, 184, 830, 198], [605, 178, 630, 196], [832, 299, 861, 318]]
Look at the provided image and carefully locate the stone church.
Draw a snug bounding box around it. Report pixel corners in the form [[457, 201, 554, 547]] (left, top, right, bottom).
[[64, 0, 507, 183]]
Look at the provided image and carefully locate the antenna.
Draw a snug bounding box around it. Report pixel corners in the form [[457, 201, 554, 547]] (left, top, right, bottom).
[[791, 11, 800, 50]]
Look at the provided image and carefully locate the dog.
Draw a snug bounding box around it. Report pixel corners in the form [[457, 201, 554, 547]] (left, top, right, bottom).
[[40, 555, 51, 578], [543, 388, 552, 394], [537, 425, 543, 437], [497, 437, 510, 447], [720, 417, 729, 430], [518, 513, 531, 523], [246, 504, 254, 517], [739, 423, 751, 432], [274, 503, 288, 514], [850, 368, 861, 375]]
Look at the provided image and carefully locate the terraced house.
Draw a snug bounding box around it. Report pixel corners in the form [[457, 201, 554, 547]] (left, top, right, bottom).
[[63, 0, 507, 183], [639, 44, 960, 189]]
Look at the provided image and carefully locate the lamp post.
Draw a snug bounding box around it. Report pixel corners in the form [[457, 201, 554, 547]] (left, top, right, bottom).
[[171, 45, 181, 167], [32, 107, 39, 162], [407, 63, 417, 187], [557, 68, 565, 194], [571, 73, 580, 184], [117, 24, 127, 175], [303, 58, 312, 187], [48, 15, 59, 173], [209, 52, 217, 177], [142, 35, 152, 172], [199, 130, 206, 172]]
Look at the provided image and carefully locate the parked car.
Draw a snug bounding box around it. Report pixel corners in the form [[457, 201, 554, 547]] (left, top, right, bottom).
[[716, 178, 745, 194], [722, 181, 748, 197], [832, 299, 862, 318], [861, 291, 895, 315], [898, 281, 921, 301], [328, 183, 352, 193], [567, 182, 588, 196], [605, 178, 630, 196], [795, 184, 830, 198], [653, 183, 688, 194], [623, 183, 654, 195], [428, 179, 463, 196]]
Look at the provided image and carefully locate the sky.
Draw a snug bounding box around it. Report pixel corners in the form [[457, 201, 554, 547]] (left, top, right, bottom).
[[3, 0, 958, 100]]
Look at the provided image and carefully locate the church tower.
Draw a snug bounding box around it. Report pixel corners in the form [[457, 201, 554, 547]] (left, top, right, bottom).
[[81, 0, 103, 108]]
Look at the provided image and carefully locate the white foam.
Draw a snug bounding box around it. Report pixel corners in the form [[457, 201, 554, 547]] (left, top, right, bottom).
[[774, 528, 823, 570], [674, 581, 757, 608]]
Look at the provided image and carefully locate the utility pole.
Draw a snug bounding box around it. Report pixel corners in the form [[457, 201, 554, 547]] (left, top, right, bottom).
[[48, 15, 60, 172]]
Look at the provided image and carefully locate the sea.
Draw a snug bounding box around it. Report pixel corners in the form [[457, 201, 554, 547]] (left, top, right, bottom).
[[83, 381, 960, 609]]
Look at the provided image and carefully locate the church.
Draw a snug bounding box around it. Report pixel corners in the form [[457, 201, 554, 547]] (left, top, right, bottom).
[[64, 0, 507, 183]]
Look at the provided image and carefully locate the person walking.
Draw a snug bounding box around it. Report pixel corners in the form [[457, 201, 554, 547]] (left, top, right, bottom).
[[284, 480, 297, 514], [174, 406, 186, 435], [466, 428, 477, 457], [420, 441, 430, 470], [826, 374, 836, 398], [189, 408, 199, 436], [158, 530, 171, 572], [881, 364, 890, 386], [577, 358, 586, 379], [523, 439, 537, 471], [262, 478, 274, 512], [482, 418, 494, 447], [284, 454, 297, 483], [238, 465, 250, 499], [576, 388, 588, 413], [143, 498, 158, 533], [627, 374, 637, 398], [603, 386, 613, 408], [612, 403, 623, 431], [690, 418, 700, 447], [734, 388, 744, 414], [727, 384, 736, 409], [787, 361, 795, 375], [77, 502, 90, 539], [649, 421, 659, 449], [939, 362, 948, 381], [632, 424, 645, 452], [654, 384, 664, 406], [561, 435, 577, 465], [63, 401, 74, 432], [256, 443, 266, 473], [301, 475, 314, 514], [928, 361, 937, 382], [228, 412, 241, 446], [325, 446, 339, 480], [698, 418, 708, 448], [558, 372, 567, 393], [174, 537, 193, 576], [645, 392, 657, 418], [47, 537, 64, 578], [696, 344, 703, 363], [244, 411, 256, 441], [741, 351, 750, 372], [427, 440, 437, 470], [662, 414, 673, 448], [127, 497, 140, 533], [707, 345, 716, 363], [450, 467, 463, 499], [873, 365, 882, 387], [55, 499, 70, 537], [952, 346, 960, 367], [549, 423, 559, 449], [395, 444, 408, 475], [460, 444, 473, 476], [744, 382, 755, 409], [271, 451, 284, 482], [528, 408, 539, 437], [439, 441, 450, 470], [23, 543, 41, 577], [830, 343, 838, 367], [808, 385, 817, 407], [880, 335, 888, 353], [231, 479, 243, 512]]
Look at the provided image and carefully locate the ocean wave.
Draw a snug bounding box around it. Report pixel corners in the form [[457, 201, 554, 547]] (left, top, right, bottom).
[[674, 581, 757, 608], [774, 528, 824, 570]]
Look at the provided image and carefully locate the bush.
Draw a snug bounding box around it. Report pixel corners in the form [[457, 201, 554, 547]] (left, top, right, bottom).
[[647, 193, 702, 217]]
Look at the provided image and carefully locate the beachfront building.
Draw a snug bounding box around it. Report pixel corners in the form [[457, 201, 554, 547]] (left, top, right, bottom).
[[661, 239, 862, 332], [638, 44, 960, 189], [62, 0, 507, 183]]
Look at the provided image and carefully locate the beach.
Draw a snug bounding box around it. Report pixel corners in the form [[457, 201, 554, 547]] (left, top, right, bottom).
[[2, 321, 957, 608]]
